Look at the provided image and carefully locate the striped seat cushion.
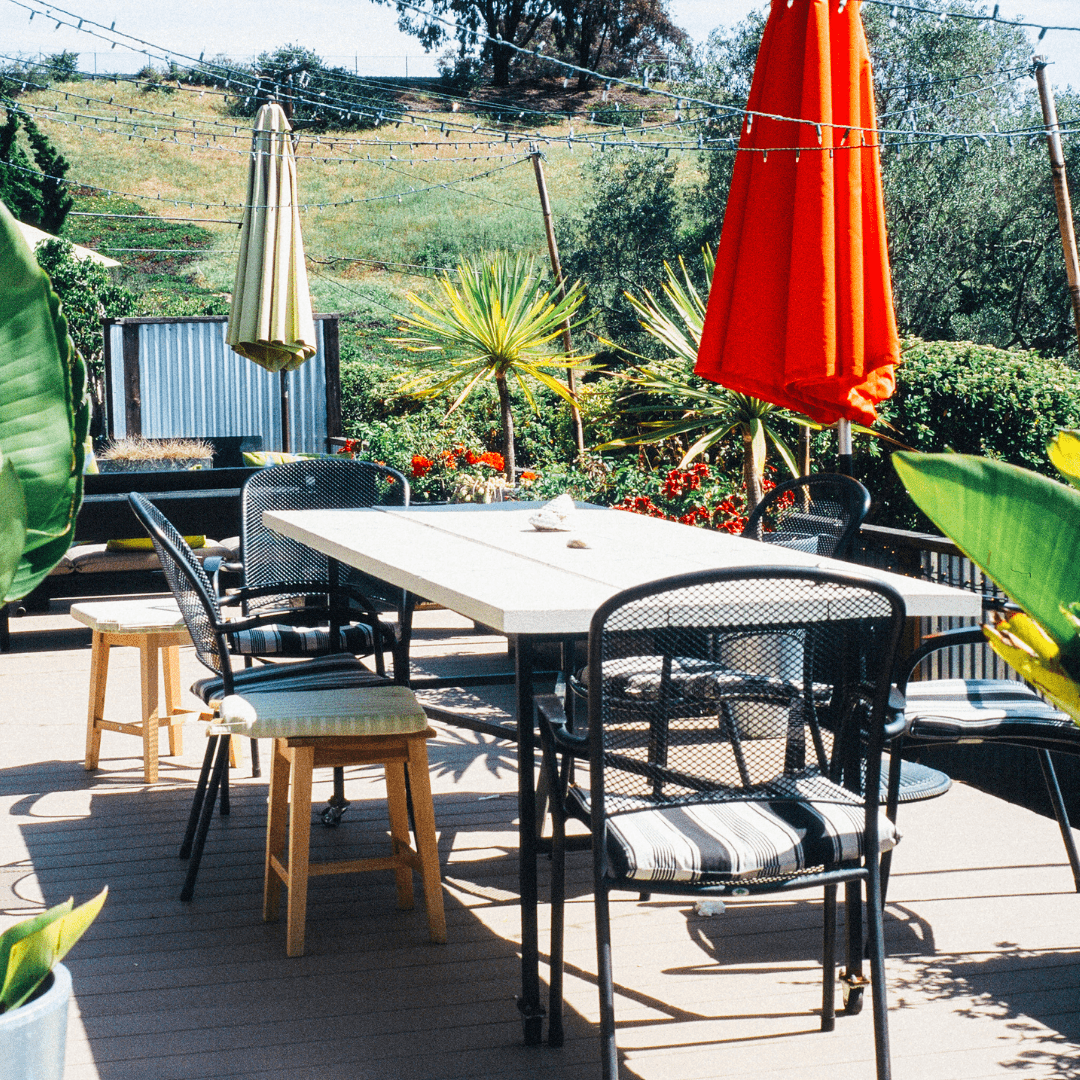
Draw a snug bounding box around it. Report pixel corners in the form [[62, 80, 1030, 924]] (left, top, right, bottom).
[[905, 679, 1074, 742], [230, 621, 381, 657], [582, 656, 818, 705], [580, 777, 899, 885], [191, 654, 390, 708], [234, 684, 428, 739]]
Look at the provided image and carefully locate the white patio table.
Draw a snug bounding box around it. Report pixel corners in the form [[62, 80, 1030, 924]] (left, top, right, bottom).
[[263, 501, 981, 1044]]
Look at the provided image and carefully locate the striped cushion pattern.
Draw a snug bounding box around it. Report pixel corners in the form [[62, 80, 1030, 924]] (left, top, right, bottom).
[[238, 684, 428, 739], [191, 655, 390, 708], [231, 622, 379, 657], [587, 777, 898, 884], [905, 679, 1070, 740]]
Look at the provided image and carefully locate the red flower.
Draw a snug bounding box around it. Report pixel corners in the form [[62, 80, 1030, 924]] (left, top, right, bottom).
[[478, 451, 505, 471], [336, 437, 359, 455], [411, 454, 434, 479], [520, 471, 538, 481], [464, 449, 481, 465]]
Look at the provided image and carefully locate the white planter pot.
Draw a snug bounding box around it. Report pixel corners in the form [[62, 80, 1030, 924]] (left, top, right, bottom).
[[0, 963, 71, 1080]]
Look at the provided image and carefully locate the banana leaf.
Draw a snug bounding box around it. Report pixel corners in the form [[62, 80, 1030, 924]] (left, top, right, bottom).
[[0, 200, 88, 601], [0, 453, 26, 600], [0, 888, 107, 1012], [893, 451, 1080, 654]]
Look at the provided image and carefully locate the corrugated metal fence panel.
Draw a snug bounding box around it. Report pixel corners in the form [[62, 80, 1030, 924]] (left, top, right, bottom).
[[107, 317, 327, 452]]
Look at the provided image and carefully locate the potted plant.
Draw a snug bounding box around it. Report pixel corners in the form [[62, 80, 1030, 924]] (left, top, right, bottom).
[[0, 888, 107, 1080], [96, 436, 215, 473]]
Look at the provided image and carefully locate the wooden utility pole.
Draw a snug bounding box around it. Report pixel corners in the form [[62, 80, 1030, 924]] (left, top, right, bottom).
[[530, 149, 585, 456], [1035, 57, 1080, 357]]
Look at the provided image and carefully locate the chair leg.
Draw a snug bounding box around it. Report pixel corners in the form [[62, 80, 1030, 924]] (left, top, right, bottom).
[[385, 759, 416, 911], [180, 735, 218, 859], [249, 737, 261, 778], [821, 884, 837, 1032], [865, 867, 893, 1080], [1037, 748, 1080, 893], [180, 734, 231, 901], [285, 745, 315, 957], [138, 638, 161, 784], [842, 879, 865, 1015], [595, 885, 619, 1080], [263, 738, 291, 924], [405, 735, 447, 944]]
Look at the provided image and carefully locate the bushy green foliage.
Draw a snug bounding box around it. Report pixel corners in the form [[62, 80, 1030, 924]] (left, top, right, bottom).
[[861, 339, 1080, 529], [0, 105, 73, 233]]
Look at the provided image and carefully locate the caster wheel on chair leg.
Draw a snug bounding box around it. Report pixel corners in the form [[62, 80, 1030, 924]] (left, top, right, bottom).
[[842, 974, 867, 1015], [321, 804, 345, 827]]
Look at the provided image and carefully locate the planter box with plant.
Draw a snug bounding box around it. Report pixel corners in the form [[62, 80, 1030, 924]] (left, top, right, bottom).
[[96, 436, 215, 473]]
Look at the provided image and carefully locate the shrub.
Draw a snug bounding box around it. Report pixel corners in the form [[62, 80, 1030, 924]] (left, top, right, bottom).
[[860, 339, 1080, 530]]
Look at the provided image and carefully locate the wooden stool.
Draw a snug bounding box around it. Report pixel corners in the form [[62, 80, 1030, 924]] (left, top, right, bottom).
[[254, 686, 446, 956], [71, 599, 196, 784]]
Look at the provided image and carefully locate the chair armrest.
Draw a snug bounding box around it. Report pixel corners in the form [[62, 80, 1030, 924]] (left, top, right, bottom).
[[535, 693, 589, 755], [899, 624, 989, 687], [884, 686, 908, 740]]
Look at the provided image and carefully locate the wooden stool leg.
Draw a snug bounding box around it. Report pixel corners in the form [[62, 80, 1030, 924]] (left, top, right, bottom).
[[384, 760, 415, 911], [286, 745, 315, 958], [84, 633, 109, 771], [139, 638, 160, 784], [161, 644, 184, 757], [228, 735, 238, 769], [405, 736, 446, 944], [264, 739, 291, 924]]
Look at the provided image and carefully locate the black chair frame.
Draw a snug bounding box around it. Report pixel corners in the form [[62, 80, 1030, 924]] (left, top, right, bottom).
[[538, 566, 907, 1080]]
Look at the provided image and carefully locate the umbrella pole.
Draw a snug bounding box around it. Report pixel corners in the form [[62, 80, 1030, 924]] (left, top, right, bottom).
[[837, 419, 853, 478], [280, 370, 291, 454]]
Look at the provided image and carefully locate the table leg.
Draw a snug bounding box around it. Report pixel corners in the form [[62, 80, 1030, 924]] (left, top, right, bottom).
[[515, 636, 545, 1045], [140, 637, 160, 784], [84, 632, 109, 771], [162, 644, 184, 757]]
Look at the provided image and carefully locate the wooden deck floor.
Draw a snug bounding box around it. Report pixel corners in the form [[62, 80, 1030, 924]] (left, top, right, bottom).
[[3, 602, 1080, 1079]]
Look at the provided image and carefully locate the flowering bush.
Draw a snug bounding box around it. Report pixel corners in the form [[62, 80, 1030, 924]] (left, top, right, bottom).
[[614, 463, 791, 533], [406, 444, 522, 502]]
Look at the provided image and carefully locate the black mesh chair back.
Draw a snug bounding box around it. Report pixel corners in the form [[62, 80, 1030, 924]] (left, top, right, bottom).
[[588, 566, 904, 850], [128, 490, 231, 685], [741, 473, 871, 557], [239, 458, 409, 614]]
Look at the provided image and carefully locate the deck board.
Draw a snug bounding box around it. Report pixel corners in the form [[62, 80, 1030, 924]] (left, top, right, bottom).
[[3, 603, 1080, 1078]]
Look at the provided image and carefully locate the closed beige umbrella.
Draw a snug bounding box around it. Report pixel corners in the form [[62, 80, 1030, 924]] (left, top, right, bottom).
[[227, 103, 316, 373]]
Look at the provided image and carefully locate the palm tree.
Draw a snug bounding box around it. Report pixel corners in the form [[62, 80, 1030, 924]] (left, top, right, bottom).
[[391, 253, 591, 483], [597, 247, 801, 512]]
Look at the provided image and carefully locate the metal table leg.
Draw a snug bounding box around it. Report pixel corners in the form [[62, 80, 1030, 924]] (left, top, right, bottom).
[[515, 635, 546, 1045]]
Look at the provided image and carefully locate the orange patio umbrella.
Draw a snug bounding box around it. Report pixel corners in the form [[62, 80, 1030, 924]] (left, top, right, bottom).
[[696, 0, 899, 461]]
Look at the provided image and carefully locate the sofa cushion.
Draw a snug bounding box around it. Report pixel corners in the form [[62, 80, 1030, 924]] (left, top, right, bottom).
[[66, 539, 236, 575]]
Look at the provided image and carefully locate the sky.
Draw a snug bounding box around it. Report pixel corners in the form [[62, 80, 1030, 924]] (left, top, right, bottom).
[[3, 0, 1080, 88]]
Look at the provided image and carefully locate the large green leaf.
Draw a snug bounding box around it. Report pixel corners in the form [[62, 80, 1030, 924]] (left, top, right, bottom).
[[0, 453, 26, 600], [0, 888, 106, 1012], [893, 451, 1080, 651], [0, 199, 87, 601]]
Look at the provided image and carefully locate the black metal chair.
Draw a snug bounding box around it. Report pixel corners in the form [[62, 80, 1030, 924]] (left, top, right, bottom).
[[225, 458, 414, 680], [741, 473, 872, 556], [127, 491, 393, 901], [537, 566, 907, 1080], [885, 624, 1080, 896]]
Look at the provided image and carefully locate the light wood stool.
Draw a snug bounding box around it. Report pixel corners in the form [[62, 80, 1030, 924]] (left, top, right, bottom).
[[71, 598, 196, 784], [253, 685, 446, 957]]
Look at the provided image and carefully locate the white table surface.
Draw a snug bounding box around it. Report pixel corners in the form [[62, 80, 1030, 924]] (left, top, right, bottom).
[[262, 504, 982, 633]]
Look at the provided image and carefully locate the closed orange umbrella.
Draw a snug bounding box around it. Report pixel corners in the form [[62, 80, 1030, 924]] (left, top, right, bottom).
[[696, 0, 899, 431]]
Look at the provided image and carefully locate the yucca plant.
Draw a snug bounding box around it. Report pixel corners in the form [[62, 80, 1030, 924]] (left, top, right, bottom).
[[391, 253, 591, 483], [596, 247, 801, 512]]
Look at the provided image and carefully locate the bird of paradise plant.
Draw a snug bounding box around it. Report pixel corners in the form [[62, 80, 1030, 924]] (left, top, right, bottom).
[[894, 430, 1080, 724], [390, 253, 592, 483], [595, 246, 800, 512]]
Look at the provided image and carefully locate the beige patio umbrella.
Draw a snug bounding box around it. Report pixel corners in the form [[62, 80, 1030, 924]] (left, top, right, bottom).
[[227, 102, 316, 374]]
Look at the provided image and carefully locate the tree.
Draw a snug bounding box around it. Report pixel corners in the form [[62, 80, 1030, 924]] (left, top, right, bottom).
[[551, 0, 688, 90], [31, 239, 135, 434], [385, 0, 554, 87], [391, 253, 590, 481], [0, 105, 73, 234]]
